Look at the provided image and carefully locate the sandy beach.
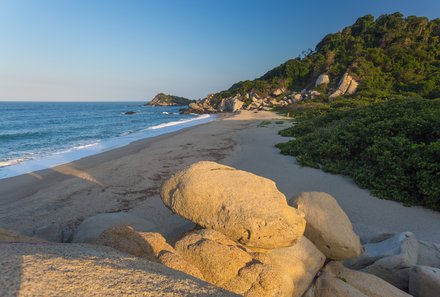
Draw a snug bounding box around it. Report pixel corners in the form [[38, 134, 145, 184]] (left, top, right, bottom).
[[0, 110, 439, 243]]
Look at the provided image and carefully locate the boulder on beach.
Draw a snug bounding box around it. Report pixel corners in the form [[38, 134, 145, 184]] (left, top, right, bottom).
[[417, 240, 440, 268], [161, 161, 306, 249], [267, 236, 326, 297], [346, 232, 419, 290], [0, 241, 235, 297], [72, 212, 155, 243], [409, 265, 440, 297], [305, 261, 411, 297], [174, 228, 283, 296], [291, 192, 362, 260]]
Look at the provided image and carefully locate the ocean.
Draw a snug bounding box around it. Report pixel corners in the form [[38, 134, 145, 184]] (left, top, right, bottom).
[[0, 102, 212, 179]]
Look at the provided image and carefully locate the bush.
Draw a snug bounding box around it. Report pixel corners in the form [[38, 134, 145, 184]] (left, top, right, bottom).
[[276, 98, 440, 210]]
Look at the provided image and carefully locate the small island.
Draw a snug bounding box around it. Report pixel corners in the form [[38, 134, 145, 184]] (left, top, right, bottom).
[[145, 93, 194, 106]]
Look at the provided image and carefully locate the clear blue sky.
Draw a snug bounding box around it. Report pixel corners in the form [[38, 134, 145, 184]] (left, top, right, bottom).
[[0, 0, 439, 101]]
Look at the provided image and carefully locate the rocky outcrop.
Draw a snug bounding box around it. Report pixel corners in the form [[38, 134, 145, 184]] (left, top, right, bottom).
[[329, 73, 359, 98], [72, 212, 155, 243], [347, 232, 419, 290], [291, 192, 362, 260], [315, 74, 330, 87], [172, 229, 326, 297], [409, 265, 440, 297], [0, 241, 235, 297], [218, 95, 244, 112], [161, 161, 306, 249], [146, 93, 194, 106], [305, 261, 411, 297]]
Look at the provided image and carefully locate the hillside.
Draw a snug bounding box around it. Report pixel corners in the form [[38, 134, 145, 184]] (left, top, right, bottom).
[[147, 93, 194, 106], [187, 13, 440, 114]]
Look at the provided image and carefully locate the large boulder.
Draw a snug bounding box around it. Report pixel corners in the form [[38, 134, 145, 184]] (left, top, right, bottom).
[[175, 229, 283, 296], [305, 261, 411, 297], [72, 212, 155, 243], [291, 192, 362, 260], [315, 74, 330, 87], [272, 88, 286, 96], [409, 265, 440, 297], [161, 161, 306, 249], [329, 73, 359, 98], [267, 236, 325, 297], [347, 232, 419, 290], [417, 240, 440, 268], [96, 225, 204, 279], [228, 98, 244, 112], [0, 242, 236, 297]]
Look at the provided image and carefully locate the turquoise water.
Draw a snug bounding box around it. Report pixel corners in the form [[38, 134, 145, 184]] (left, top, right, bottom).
[[0, 102, 211, 178]]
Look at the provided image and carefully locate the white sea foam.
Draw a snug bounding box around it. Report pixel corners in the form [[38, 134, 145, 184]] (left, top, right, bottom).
[[0, 114, 214, 179]]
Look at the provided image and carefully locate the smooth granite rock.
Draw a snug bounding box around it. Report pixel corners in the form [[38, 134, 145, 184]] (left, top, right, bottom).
[[175, 229, 284, 296], [0, 242, 236, 297], [266, 236, 325, 297], [305, 261, 411, 297], [161, 161, 306, 249], [409, 265, 440, 297], [348, 232, 419, 290], [292, 192, 362, 260]]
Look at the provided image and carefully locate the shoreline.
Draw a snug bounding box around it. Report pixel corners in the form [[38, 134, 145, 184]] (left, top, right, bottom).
[[1, 110, 439, 244], [0, 112, 214, 179]]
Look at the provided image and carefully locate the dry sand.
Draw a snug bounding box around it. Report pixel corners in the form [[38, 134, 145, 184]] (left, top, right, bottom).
[[0, 110, 439, 243]]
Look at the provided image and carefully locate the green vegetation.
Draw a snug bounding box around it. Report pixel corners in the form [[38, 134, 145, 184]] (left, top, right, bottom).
[[209, 13, 440, 211], [276, 99, 440, 210], [213, 13, 440, 101]]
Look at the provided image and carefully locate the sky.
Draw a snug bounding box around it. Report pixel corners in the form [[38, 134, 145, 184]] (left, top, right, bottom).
[[0, 0, 439, 101]]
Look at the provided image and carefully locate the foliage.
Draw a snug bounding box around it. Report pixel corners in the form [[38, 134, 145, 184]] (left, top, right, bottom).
[[276, 99, 440, 210], [215, 13, 440, 100]]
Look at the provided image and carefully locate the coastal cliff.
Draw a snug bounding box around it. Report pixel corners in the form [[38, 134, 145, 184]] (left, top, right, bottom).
[[146, 93, 194, 106]]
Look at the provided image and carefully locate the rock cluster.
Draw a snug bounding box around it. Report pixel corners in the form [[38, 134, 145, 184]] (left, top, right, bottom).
[[180, 72, 360, 114], [156, 161, 411, 296], [346, 231, 440, 296], [3, 161, 435, 296]]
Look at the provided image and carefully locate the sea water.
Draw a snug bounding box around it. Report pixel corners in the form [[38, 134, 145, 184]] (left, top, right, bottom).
[[0, 102, 212, 179]]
